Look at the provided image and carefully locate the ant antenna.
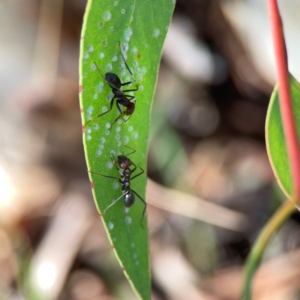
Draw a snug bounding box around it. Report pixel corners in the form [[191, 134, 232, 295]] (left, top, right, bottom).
[[93, 62, 106, 80], [119, 41, 134, 77]]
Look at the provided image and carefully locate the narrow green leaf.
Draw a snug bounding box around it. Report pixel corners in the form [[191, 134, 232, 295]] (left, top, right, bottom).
[[266, 75, 300, 196], [79, 0, 175, 299]]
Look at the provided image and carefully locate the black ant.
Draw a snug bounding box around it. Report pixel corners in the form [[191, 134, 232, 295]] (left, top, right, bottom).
[[89, 146, 147, 224], [85, 42, 138, 127]]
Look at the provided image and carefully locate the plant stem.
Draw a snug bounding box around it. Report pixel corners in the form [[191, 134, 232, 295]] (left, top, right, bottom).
[[242, 199, 295, 300]]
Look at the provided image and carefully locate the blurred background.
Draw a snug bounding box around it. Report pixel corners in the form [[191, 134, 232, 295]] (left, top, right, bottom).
[[1, 0, 300, 299]]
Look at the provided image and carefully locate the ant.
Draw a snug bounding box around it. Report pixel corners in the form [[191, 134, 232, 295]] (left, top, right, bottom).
[[89, 146, 147, 224], [85, 42, 138, 127]]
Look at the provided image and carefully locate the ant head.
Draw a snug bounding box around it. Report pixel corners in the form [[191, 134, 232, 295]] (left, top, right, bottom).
[[118, 155, 132, 169], [105, 72, 122, 89]]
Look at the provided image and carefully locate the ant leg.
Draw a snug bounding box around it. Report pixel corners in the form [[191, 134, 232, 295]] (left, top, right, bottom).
[[108, 153, 123, 176], [119, 41, 134, 76], [112, 114, 131, 127], [121, 81, 135, 87], [112, 159, 119, 170], [103, 191, 128, 214], [122, 95, 135, 101], [85, 96, 116, 126], [111, 115, 121, 127], [131, 190, 147, 226], [88, 170, 119, 180], [111, 114, 129, 127], [111, 157, 123, 176], [123, 115, 132, 123], [115, 101, 125, 118], [122, 86, 139, 92], [123, 145, 136, 157], [131, 166, 144, 180], [110, 101, 127, 127], [128, 161, 137, 174]]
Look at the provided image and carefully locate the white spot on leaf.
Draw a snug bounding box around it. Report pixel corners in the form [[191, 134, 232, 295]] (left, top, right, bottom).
[[86, 127, 92, 134], [153, 28, 160, 37], [132, 132, 139, 140], [104, 11, 112, 21], [106, 63, 113, 71], [87, 106, 94, 114], [125, 28, 133, 37], [132, 47, 137, 55], [125, 216, 132, 224]]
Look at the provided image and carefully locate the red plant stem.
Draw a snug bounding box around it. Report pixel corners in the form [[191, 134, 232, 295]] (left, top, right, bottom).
[[268, 0, 300, 197]]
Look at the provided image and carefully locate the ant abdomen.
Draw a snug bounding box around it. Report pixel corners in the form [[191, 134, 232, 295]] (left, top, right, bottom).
[[124, 192, 135, 207], [125, 102, 135, 115]]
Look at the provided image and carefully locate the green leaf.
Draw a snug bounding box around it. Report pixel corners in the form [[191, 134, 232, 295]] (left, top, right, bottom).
[[79, 0, 175, 299], [266, 74, 300, 196]]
